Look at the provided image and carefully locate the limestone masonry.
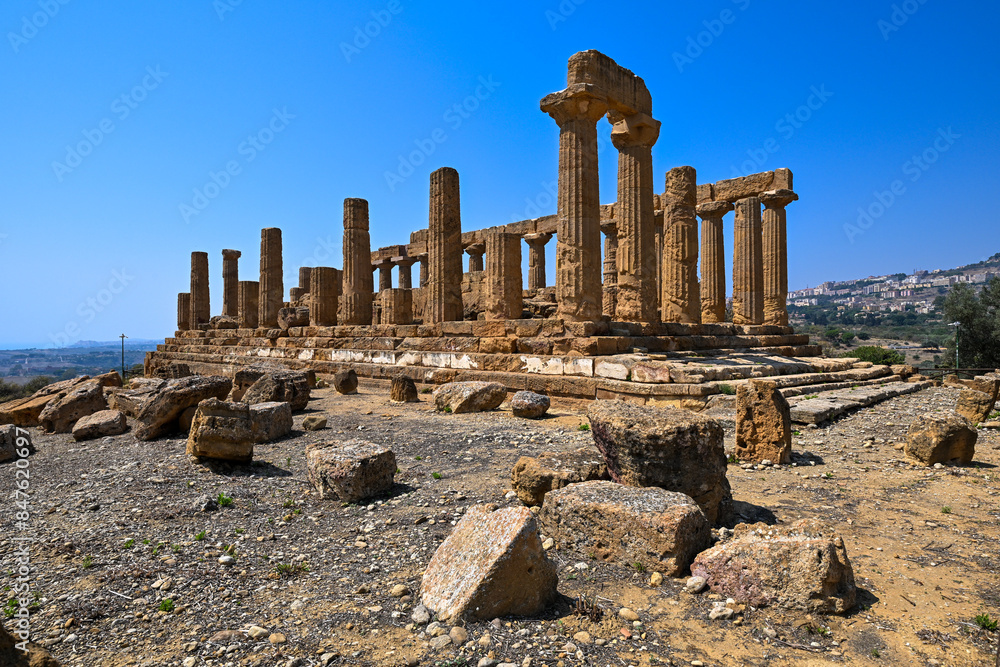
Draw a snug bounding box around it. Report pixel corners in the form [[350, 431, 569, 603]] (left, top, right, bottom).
[[146, 51, 812, 404]]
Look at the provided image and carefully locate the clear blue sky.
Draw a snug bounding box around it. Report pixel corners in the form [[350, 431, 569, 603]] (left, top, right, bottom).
[[1, 0, 997, 348]]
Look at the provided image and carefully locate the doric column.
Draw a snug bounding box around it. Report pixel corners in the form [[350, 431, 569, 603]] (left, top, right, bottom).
[[426, 167, 464, 323], [484, 230, 522, 320], [661, 167, 701, 323], [541, 87, 609, 322], [610, 112, 660, 322], [654, 215, 663, 317], [221, 249, 241, 317], [393, 256, 416, 290], [342, 198, 373, 325], [760, 189, 798, 327], [310, 267, 341, 326], [697, 201, 734, 323], [523, 233, 552, 291], [465, 243, 485, 273], [258, 228, 283, 327], [415, 252, 429, 288], [381, 288, 413, 325], [373, 258, 393, 292], [189, 251, 210, 328], [601, 220, 618, 319], [733, 197, 764, 325], [177, 293, 191, 331], [238, 280, 259, 328]]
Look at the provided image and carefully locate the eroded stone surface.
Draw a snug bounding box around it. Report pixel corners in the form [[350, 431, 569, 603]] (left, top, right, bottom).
[[434, 382, 506, 414], [72, 410, 127, 441], [905, 411, 977, 465], [306, 439, 395, 502], [39, 379, 106, 434], [511, 447, 608, 506], [333, 370, 359, 395], [186, 397, 254, 462], [955, 387, 996, 424], [735, 379, 792, 464], [0, 376, 93, 427], [510, 391, 550, 419], [134, 376, 232, 441], [390, 376, 419, 403], [242, 371, 310, 412], [249, 401, 293, 443]]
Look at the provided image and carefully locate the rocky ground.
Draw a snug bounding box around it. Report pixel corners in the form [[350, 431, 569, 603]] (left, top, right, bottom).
[[2, 384, 999, 667]]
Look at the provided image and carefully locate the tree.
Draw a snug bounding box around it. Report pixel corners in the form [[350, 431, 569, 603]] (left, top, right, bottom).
[[940, 278, 1000, 369], [841, 346, 906, 366]]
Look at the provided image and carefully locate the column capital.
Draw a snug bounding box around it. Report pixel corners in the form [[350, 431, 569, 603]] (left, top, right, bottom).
[[696, 200, 735, 218], [222, 249, 242, 260], [760, 189, 798, 210], [540, 84, 609, 126], [523, 232, 553, 247], [372, 258, 394, 268], [392, 255, 416, 266], [610, 112, 661, 150], [600, 219, 617, 237], [464, 242, 485, 256]]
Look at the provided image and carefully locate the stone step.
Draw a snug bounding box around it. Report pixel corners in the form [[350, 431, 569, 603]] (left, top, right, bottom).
[[709, 365, 894, 394], [787, 381, 933, 424]]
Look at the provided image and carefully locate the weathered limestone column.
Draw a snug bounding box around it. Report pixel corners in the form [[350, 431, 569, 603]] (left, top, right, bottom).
[[760, 189, 798, 327], [465, 243, 485, 273], [258, 228, 283, 328], [654, 216, 663, 317], [342, 198, 373, 325], [484, 230, 522, 320], [374, 259, 393, 292], [660, 168, 701, 323], [394, 256, 416, 290], [238, 280, 259, 328], [601, 220, 618, 319], [541, 88, 609, 322], [221, 249, 241, 317], [177, 293, 191, 331], [697, 201, 734, 323], [310, 267, 341, 326], [733, 197, 764, 325], [297, 267, 312, 302], [414, 252, 428, 288], [611, 112, 660, 322], [189, 251, 210, 328], [523, 233, 552, 291], [426, 167, 463, 323], [381, 288, 413, 325]]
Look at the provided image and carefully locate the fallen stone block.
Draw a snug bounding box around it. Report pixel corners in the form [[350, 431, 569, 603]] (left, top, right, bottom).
[[434, 381, 506, 414], [242, 370, 310, 412], [306, 439, 395, 502], [0, 376, 92, 427], [691, 519, 856, 614], [278, 306, 309, 330], [955, 387, 995, 424], [95, 371, 123, 388], [39, 379, 107, 433], [510, 391, 550, 419], [209, 315, 238, 330], [420, 505, 557, 622], [905, 411, 977, 466], [333, 369, 359, 395], [302, 414, 328, 431], [249, 401, 293, 443], [511, 448, 608, 507], [152, 363, 191, 379], [0, 425, 32, 463], [72, 410, 127, 441], [186, 398, 254, 462], [735, 379, 792, 464], [587, 400, 732, 524], [390, 376, 419, 403], [539, 481, 710, 576], [108, 378, 165, 417], [134, 375, 233, 441]]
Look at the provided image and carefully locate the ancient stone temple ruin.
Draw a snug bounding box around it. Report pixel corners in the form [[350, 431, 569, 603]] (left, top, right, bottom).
[[147, 51, 829, 407]]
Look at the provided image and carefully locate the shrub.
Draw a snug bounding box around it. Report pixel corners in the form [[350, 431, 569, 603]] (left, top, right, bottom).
[[840, 346, 905, 366]]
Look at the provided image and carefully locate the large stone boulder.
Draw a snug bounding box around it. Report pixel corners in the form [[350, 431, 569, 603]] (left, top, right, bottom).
[[691, 519, 857, 614], [955, 387, 996, 424], [249, 402, 293, 443], [0, 376, 91, 427], [209, 315, 238, 330], [134, 375, 232, 441], [0, 425, 31, 463], [277, 306, 310, 330], [420, 505, 557, 622], [72, 410, 128, 441], [152, 363, 191, 379], [38, 379, 106, 433], [510, 391, 550, 419], [905, 411, 977, 465], [539, 481, 711, 576], [1, 618, 61, 667], [94, 371, 123, 388], [306, 439, 396, 502], [242, 371, 310, 412], [227, 367, 270, 402], [186, 398, 254, 462], [389, 376, 419, 403], [434, 381, 506, 414], [333, 369, 358, 395], [108, 378, 165, 416], [735, 379, 792, 464], [587, 400, 732, 524], [511, 448, 609, 507]]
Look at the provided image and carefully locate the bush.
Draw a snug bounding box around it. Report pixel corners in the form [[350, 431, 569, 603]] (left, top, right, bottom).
[[840, 346, 906, 366], [856, 332, 871, 341], [0, 376, 54, 402]]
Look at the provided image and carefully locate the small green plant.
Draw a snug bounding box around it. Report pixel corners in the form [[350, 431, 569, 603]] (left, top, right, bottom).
[[442, 406, 452, 413], [415, 455, 423, 461], [578, 423, 590, 431], [3, 598, 18, 619], [940, 506, 952, 514], [974, 613, 998, 631], [420, 387, 432, 394], [142, 538, 151, 545], [194, 530, 207, 541], [804, 394, 819, 400], [217, 493, 233, 508], [870, 648, 881, 658], [727, 454, 740, 464], [234, 528, 245, 534], [267, 518, 274, 524], [82, 555, 93, 569], [792, 430, 801, 435], [285, 456, 292, 466], [633, 561, 646, 573], [806, 624, 831, 636], [152, 542, 164, 556], [823, 472, 834, 479], [172, 544, 182, 553], [432, 472, 442, 480], [158, 598, 175, 613], [274, 562, 310, 578], [283, 499, 295, 508], [123, 538, 135, 549], [718, 383, 736, 396]]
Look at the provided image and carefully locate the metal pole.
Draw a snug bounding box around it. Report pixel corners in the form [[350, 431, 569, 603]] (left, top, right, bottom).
[[120, 333, 127, 380]]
